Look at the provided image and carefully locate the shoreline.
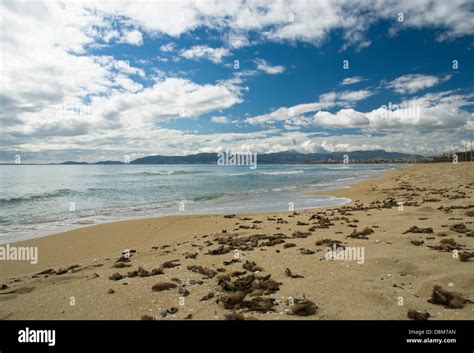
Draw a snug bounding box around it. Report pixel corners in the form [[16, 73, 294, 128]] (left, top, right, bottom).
[[1, 162, 472, 320], [0, 165, 397, 245]]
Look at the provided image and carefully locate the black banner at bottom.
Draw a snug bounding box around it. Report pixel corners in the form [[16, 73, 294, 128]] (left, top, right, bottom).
[[0, 320, 472, 353]]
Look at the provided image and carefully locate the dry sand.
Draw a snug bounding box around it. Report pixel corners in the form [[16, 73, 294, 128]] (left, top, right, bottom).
[[1, 163, 473, 320]]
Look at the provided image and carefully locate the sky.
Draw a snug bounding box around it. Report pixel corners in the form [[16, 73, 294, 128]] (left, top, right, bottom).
[[1, 0, 473, 163]]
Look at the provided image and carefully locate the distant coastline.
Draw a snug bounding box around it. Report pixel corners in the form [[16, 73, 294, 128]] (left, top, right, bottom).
[[0, 149, 426, 165]]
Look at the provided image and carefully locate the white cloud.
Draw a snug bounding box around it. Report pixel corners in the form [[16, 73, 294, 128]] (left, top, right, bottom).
[[181, 45, 231, 63], [118, 30, 143, 46], [340, 76, 366, 85], [160, 42, 176, 52], [315, 109, 369, 128], [225, 32, 251, 49], [246, 89, 374, 126], [365, 91, 473, 130], [338, 89, 374, 102], [211, 116, 231, 124], [254, 58, 285, 74], [103, 30, 119, 43], [1, 1, 473, 162], [386, 74, 451, 94]]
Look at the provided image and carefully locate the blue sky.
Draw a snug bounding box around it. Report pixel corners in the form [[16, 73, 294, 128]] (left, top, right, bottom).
[[1, 1, 473, 162]]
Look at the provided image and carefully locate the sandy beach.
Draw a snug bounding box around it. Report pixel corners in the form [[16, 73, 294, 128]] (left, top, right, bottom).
[[1, 163, 473, 320]]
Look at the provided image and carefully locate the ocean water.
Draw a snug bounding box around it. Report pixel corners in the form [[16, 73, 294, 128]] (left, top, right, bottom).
[[0, 164, 401, 243]]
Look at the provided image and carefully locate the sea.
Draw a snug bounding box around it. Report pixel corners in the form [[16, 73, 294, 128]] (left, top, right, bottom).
[[0, 163, 402, 243]]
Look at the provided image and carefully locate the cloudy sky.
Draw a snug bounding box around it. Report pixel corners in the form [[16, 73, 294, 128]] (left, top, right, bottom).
[[1, 0, 473, 163]]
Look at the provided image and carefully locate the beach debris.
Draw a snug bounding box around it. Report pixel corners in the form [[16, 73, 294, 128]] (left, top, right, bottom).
[[450, 223, 469, 234], [184, 252, 198, 259], [89, 273, 100, 280], [56, 264, 81, 275], [224, 311, 244, 320], [208, 245, 232, 255], [242, 297, 277, 312], [309, 215, 334, 228], [276, 218, 287, 224], [224, 214, 236, 218], [178, 287, 190, 297], [297, 221, 309, 226], [403, 226, 433, 234], [34, 269, 56, 276], [427, 238, 464, 252], [218, 273, 281, 297], [109, 272, 124, 281], [407, 309, 430, 320], [152, 282, 178, 292], [150, 268, 164, 275], [285, 268, 304, 278], [107, 289, 115, 294], [243, 261, 263, 272], [428, 285, 473, 309], [187, 265, 217, 278], [315, 239, 345, 248], [112, 261, 131, 268], [283, 243, 296, 248], [299, 248, 315, 255], [260, 238, 285, 247], [126, 266, 163, 278], [230, 270, 247, 277], [287, 298, 318, 316], [219, 291, 247, 309], [161, 260, 180, 268], [184, 314, 193, 320], [115, 249, 137, 262], [347, 227, 374, 239], [410, 240, 424, 246], [0, 284, 8, 290], [292, 231, 311, 238], [459, 251, 474, 262], [223, 259, 241, 266], [160, 307, 178, 317], [141, 315, 155, 320], [200, 292, 215, 301]]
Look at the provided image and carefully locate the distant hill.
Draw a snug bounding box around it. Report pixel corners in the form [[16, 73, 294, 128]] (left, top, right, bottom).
[[60, 161, 89, 165], [130, 150, 422, 164], [131, 153, 217, 164], [93, 160, 124, 165], [5, 150, 424, 165]]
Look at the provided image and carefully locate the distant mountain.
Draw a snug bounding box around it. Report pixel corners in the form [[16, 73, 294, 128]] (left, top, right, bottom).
[[131, 150, 422, 164], [93, 160, 124, 165], [60, 161, 89, 165], [4, 150, 424, 165], [131, 153, 217, 164]]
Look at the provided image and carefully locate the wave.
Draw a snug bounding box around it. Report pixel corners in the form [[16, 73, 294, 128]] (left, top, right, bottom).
[[0, 189, 80, 205], [125, 170, 207, 176], [224, 170, 304, 176], [259, 170, 304, 175], [94, 170, 206, 177], [193, 193, 227, 201]]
